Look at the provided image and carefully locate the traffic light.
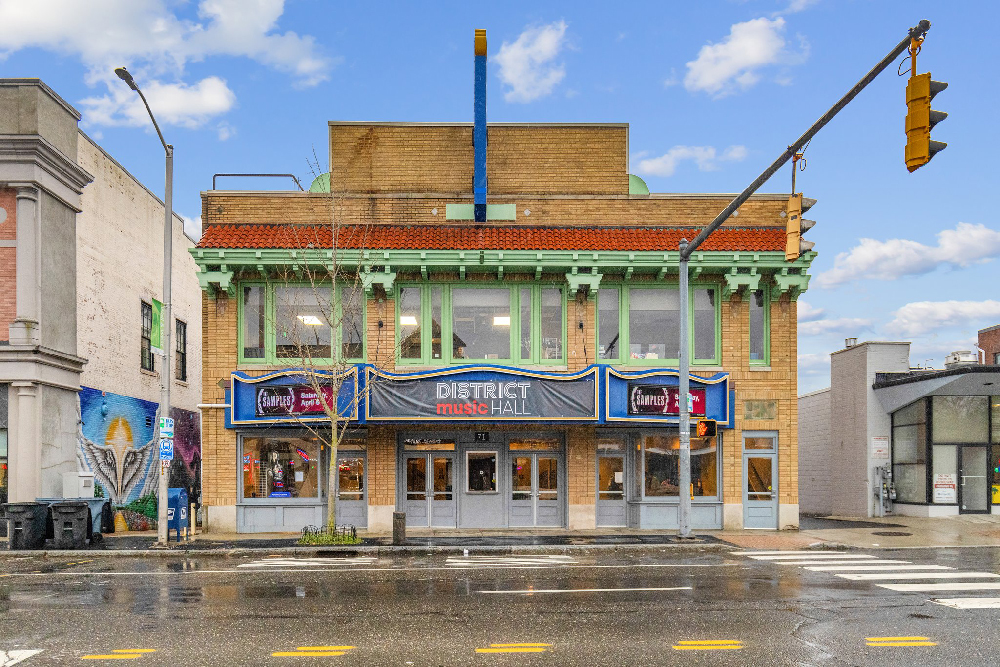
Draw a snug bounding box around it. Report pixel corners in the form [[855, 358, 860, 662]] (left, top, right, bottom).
[[696, 419, 717, 438], [905, 71, 947, 172], [784, 193, 816, 261]]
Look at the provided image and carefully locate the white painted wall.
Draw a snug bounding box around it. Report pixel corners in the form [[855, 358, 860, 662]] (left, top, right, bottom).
[[75, 133, 201, 412], [798, 387, 831, 515]]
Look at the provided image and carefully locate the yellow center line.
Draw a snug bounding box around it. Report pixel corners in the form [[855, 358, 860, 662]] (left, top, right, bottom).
[[296, 646, 355, 651], [866, 636, 931, 641], [676, 640, 741, 645], [112, 650, 155, 653], [272, 652, 346, 657], [867, 641, 937, 647], [476, 648, 547, 653], [488, 643, 552, 647], [81, 656, 142, 660], [673, 646, 743, 650]]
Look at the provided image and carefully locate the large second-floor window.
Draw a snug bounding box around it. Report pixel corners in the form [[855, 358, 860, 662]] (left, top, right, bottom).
[[596, 284, 720, 366], [397, 284, 565, 366], [175, 320, 188, 382], [141, 301, 154, 372], [238, 282, 366, 364]]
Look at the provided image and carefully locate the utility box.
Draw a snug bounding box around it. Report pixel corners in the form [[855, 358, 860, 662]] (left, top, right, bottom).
[[62, 471, 95, 499], [167, 487, 189, 541]]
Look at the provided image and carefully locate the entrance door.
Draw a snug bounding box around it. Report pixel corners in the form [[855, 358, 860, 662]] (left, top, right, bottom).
[[596, 453, 626, 527], [960, 445, 989, 513], [335, 454, 366, 528], [510, 454, 561, 527], [404, 453, 456, 527], [743, 433, 778, 529]]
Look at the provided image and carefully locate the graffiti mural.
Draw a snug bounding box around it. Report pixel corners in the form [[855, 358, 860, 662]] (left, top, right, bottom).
[[77, 387, 201, 529]]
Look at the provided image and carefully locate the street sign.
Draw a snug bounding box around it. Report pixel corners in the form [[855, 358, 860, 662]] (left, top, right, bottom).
[[159, 416, 174, 438], [159, 438, 174, 461]]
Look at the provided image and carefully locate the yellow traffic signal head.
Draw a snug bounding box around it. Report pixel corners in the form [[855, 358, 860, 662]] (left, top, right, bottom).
[[784, 193, 815, 261], [905, 71, 947, 172]]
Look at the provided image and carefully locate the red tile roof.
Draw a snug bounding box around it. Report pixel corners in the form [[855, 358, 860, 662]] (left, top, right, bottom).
[[196, 224, 785, 252]]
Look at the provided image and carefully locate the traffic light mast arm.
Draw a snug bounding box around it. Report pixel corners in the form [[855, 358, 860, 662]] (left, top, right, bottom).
[[680, 19, 931, 260]]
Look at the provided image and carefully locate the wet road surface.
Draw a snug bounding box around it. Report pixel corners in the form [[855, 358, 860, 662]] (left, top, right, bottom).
[[3, 546, 1000, 665]]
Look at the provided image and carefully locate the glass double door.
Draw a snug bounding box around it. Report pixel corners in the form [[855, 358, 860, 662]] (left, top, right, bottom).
[[509, 453, 561, 527], [404, 453, 456, 527]]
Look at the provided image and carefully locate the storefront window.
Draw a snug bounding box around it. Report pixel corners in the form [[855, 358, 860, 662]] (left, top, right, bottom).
[[993, 396, 1000, 443], [598, 289, 621, 360], [892, 399, 927, 503], [933, 396, 988, 443], [399, 287, 422, 360], [274, 286, 332, 359], [452, 288, 511, 360], [431, 287, 443, 360], [693, 287, 717, 361], [629, 288, 678, 361], [340, 287, 365, 360], [749, 288, 767, 363], [337, 457, 364, 500], [403, 438, 456, 451], [520, 288, 532, 360], [540, 288, 563, 360], [641, 434, 717, 498], [242, 285, 266, 359], [509, 437, 561, 451], [932, 445, 957, 504], [242, 437, 320, 499], [467, 451, 497, 492]]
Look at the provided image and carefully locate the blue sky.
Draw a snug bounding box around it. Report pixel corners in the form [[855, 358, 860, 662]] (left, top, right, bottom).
[[2, 0, 997, 393]]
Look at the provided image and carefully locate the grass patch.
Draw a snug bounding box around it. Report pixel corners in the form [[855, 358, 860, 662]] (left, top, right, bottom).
[[298, 525, 362, 546]]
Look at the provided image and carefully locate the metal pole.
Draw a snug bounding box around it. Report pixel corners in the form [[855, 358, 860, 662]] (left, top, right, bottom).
[[157, 144, 173, 546], [680, 19, 930, 260], [678, 240, 691, 538]]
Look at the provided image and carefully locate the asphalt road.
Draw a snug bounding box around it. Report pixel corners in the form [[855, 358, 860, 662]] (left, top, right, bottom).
[[3, 546, 1000, 666]]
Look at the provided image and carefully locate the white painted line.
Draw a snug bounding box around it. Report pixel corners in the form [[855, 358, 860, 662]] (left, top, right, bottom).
[[749, 554, 878, 561], [879, 582, 1000, 592], [0, 650, 43, 666], [805, 564, 948, 572], [931, 597, 1000, 609], [777, 560, 911, 566], [838, 571, 1000, 581], [731, 550, 849, 556], [478, 586, 693, 595]]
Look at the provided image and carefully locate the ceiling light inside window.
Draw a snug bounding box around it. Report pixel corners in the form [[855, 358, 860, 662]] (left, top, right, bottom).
[[400, 316, 418, 326], [493, 316, 511, 326], [297, 315, 323, 326]]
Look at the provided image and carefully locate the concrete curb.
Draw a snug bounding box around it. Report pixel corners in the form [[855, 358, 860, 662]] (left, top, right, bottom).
[[0, 540, 735, 559]]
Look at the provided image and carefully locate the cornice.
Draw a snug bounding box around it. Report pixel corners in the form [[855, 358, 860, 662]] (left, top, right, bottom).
[[0, 134, 94, 210]]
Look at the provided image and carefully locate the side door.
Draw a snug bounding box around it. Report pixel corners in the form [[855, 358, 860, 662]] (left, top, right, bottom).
[[743, 432, 778, 529]]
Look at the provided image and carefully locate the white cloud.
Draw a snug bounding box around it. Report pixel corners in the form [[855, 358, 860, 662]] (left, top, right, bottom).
[[781, 0, 819, 14], [684, 17, 805, 97], [797, 352, 829, 371], [799, 317, 873, 337], [494, 21, 568, 103], [635, 144, 747, 177], [796, 300, 825, 322], [80, 76, 237, 129], [887, 300, 1000, 337], [816, 222, 1000, 288], [182, 214, 202, 242], [216, 122, 236, 141], [0, 0, 332, 128]]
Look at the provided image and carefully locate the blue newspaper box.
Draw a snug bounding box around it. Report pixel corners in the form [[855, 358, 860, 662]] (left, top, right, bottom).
[[167, 487, 189, 542]]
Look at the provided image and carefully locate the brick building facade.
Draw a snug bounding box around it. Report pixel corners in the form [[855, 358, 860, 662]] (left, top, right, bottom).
[[194, 121, 814, 534], [980, 325, 1000, 365]]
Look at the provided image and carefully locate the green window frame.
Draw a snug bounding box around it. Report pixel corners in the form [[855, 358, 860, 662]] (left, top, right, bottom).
[[395, 283, 566, 366], [594, 284, 721, 366], [749, 285, 771, 366], [237, 282, 366, 365]]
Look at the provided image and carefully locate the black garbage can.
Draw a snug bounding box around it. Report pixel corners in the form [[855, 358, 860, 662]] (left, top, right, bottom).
[[3, 502, 49, 550], [50, 501, 91, 549]]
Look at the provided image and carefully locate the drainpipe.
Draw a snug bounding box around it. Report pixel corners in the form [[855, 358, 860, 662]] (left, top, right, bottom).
[[474, 29, 488, 223]]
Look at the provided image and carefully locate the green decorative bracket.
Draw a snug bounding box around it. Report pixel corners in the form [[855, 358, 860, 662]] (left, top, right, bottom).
[[360, 268, 397, 297], [198, 267, 235, 296], [773, 267, 811, 301], [722, 267, 762, 300], [565, 267, 603, 295]]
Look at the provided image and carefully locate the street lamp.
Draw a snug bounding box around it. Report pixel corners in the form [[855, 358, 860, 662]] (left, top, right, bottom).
[[115, 66, 173, 546]]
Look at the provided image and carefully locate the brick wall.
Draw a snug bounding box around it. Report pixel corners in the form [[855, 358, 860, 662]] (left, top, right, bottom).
[[329, 124, 628, 195], [798, 388, 832, 515], [201, 292, 238, 508], [567, 427, 596, 506], [980, 325, 1000, 364], [0, 187, 15, 341]]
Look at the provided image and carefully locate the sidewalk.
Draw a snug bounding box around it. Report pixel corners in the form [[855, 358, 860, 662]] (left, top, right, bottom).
[[799, 513, 1000, 549]]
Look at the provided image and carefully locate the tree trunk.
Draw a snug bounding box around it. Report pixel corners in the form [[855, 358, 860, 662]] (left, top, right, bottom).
[[327, 441, 338, 529]]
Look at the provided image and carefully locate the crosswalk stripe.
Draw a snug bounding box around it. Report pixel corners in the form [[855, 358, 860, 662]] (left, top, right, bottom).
[[447, 555, 577, 567], [238, 557, 377, 568], [730, 550, 849, 556], [931, 597, 1000, 609], [777, 559, 910, 566], [838, 571, 1000, 581], [805, 564, 949, 571], [879, 582, 1000, 592]]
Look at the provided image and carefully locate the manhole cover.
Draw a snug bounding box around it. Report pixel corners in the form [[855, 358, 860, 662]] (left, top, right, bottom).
[[871, 531, 912, 537]]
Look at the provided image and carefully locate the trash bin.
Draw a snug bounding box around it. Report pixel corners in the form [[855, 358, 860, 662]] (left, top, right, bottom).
[[4, 502, 50, 550], [392, 511, 406, 545], [50, 501, 91, 549], [167, 488, 189, 542]]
